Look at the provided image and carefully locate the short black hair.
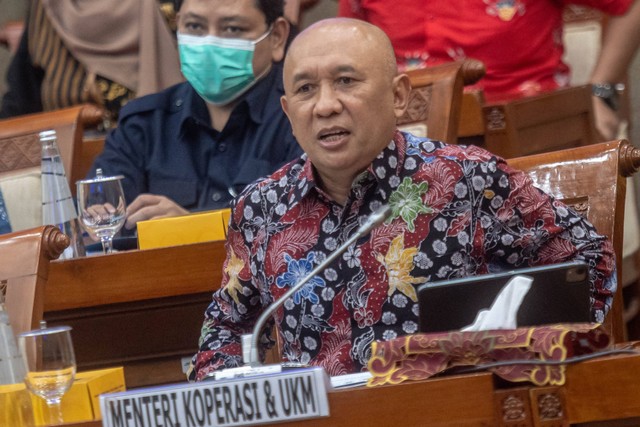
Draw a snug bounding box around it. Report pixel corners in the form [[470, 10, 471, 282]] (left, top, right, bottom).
[[175, 0, 284, 25]]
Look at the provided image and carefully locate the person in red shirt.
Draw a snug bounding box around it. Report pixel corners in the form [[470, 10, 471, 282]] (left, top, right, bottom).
[[338, 0, 640, 140]]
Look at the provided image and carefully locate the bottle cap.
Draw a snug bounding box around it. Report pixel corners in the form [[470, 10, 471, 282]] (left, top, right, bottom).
[[39, 130, 57, 142]]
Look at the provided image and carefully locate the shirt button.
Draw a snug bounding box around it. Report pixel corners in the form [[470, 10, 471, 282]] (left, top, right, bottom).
[[218, 143, 227, 152], [211, 192, 222, 202], [175, 99, 183, 107]]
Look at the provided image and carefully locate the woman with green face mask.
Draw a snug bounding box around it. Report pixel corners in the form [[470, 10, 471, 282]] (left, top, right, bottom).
[[88, 0, 303, 233]]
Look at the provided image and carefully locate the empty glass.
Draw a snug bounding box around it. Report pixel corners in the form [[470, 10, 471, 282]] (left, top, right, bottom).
[[76, 169, 126, 254]]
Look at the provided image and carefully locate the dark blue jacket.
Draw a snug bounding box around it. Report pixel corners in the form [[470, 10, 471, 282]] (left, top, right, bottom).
[[90, 62, 302, 212]]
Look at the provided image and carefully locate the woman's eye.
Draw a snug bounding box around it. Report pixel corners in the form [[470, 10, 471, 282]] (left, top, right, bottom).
[[338, 77, 353, 85]]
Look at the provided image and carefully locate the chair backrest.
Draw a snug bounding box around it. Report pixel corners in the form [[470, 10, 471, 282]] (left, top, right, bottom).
[[0, 225, 69, 337], [508, 139, 640, 342], [0, 104, 103, 232], [0, 104, 103, 189], [399, 59, 485, 144], [481, 85, 599, 158]]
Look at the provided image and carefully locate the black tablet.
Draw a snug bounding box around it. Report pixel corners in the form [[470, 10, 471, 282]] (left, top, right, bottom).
[[417, 261, 591, 333]]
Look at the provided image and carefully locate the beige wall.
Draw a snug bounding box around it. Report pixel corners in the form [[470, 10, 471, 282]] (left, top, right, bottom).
[[301, 0, 337, 28]]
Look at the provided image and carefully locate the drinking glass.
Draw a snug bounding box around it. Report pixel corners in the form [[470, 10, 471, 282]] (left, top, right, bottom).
[[76, 169, 126, 254], [18, 325, 76, 426]]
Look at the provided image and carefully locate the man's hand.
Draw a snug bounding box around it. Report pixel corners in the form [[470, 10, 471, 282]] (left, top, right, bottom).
[[125, 194, 189, 230], [592, 96, 621, 141]]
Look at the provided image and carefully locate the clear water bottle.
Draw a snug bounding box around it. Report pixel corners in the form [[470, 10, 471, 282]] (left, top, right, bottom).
[[40, 130, 86, 259]]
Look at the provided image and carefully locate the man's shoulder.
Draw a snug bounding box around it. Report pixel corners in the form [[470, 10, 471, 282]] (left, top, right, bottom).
[[402, 132, 501, 164], [117, 81, 193, 122], [233, 157, 306, 205]]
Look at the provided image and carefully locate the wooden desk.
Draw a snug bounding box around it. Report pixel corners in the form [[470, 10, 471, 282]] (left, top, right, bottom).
[[44, 240, 227, 388], [61, 349, 640, 427], [44, 242, 640, 425]]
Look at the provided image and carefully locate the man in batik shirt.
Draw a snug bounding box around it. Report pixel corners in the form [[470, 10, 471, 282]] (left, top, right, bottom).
[[189, 18, 615, 380]]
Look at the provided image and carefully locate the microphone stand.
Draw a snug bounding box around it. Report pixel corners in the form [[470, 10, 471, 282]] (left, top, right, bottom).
[[211, 205, 391, 380]]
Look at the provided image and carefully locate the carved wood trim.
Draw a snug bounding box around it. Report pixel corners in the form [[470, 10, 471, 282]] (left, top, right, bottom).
[[529, 386, 568, 427], [485, 106, 507, 131], [41, 225, 70, 261], [495, 388, 533, 427], [561, 196, 590, 219], [618, 139, 640, 177], [399, 85, 432, 125], [0, 134, 40, 172]]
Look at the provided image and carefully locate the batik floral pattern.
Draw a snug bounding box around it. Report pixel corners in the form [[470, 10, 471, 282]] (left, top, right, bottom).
[[190, 131, 615, 380]]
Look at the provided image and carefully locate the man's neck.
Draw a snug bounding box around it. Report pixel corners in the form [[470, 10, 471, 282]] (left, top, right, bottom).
[[316, 170, 358, 206], [206, 101, 237, 132]]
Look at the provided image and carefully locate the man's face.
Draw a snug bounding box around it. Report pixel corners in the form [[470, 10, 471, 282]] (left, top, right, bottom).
[[281, 24, 408, 187], [177, 0, 286, 77]]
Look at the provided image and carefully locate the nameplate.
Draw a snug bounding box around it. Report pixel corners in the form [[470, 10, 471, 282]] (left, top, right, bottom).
[[100, 367, 330, 427]]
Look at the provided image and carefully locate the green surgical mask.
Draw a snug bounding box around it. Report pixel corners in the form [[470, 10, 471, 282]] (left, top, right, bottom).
[[177, 28, 272, 105]]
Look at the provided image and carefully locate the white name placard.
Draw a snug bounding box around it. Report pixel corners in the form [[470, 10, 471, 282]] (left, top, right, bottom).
[[100, 367, 330, 427]]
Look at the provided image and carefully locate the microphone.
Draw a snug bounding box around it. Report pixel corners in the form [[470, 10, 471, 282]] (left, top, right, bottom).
[[211, 205, 392, 380]]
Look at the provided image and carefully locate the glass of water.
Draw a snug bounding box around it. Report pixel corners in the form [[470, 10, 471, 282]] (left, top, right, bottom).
[[18, 324, 76, 426], [76, 169, 126, 254]]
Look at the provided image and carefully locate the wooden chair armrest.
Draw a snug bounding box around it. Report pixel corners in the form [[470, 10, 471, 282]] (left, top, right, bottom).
[[79, 104, 106, 129], [460, 58, 486, 86], [619, 140, 640, 177], [41, 225, 71, 261]]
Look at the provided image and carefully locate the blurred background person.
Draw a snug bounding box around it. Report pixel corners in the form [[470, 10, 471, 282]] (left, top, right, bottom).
[[89, 0, 303, 232], [0, 0, 183, 128], [338, 0, 640, 140]]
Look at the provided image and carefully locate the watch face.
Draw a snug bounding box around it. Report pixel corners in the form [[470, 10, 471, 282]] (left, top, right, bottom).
[[592, 83, 612, 95], [592, 84, 620, 111]]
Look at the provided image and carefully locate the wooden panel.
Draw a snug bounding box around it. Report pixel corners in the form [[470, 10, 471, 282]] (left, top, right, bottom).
[[44, 240, 227, 388], [482, 85, 597, 159], [564, 351, 640, 424], [45, 293, 210, 388], [45, 240, 225, 311], [62, 372, 497, 427], [458, 91, 486, 137], [59, 352, 640, 427]]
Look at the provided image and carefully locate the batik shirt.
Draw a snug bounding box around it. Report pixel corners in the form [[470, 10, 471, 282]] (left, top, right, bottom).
[[191, 131, 616, 380]]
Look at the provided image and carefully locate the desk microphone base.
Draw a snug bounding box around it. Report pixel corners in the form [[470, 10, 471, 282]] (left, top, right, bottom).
[[211, 363, 283, 381]]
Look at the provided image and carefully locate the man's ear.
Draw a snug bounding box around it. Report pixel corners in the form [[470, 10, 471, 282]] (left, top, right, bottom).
[[270, 17, 290, 63], [280, 94, 289, 117], [280, 94, 295, 136], [392, 74, 412, 119]]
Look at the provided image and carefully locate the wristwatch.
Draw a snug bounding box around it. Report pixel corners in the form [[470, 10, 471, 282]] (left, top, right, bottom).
[[591, 82, 625, 111]]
